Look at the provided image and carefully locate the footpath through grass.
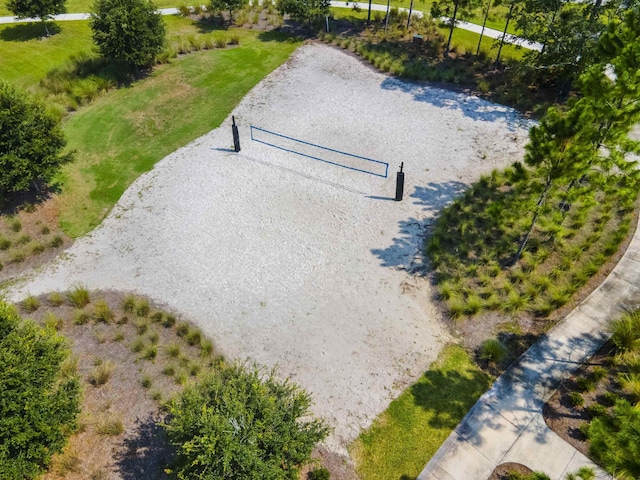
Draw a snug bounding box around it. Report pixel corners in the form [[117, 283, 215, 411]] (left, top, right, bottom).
[[351, 345, 492, 480]]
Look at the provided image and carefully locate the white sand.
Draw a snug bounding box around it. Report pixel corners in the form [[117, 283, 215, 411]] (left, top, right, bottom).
[[6, 43, 532, 453]]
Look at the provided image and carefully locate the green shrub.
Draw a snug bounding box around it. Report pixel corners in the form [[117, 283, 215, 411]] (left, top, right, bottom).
[[95, 418, 124, 436], [73, 309, 91, 325], [68, 285, 91, 308], [0, 237, 10, 250], [48, 292, 64, 307], [176, 322, 189, 337], [93, 299, 114, 323], [44, 311, 62, 331], [88, 360, 115, 386], [186, 329, 202, 346], [166, 343, 181, 358], [568, 391, 584, 407], [142, 345, 157, 361], [49, 235, 64, 248], [131, 337, 145, 353], [162, 313, 177, 328], [22, 294, 41, 313], [576, 376, 595, 393], [135, 299, 151, 317], [588, 398, 640, 478], [122, 294, 136, 313], [587, 403, 607, 418], [164, 364, 329, 479], [0, 302, 80, 479], [480, 339, 507, 364], [308, 467, 331, 480], [610, 310, 640, 354], [141, 376, 152, 388], [135, 319, 149, 335]]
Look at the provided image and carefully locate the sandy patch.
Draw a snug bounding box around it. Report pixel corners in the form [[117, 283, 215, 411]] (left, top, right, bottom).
[[5, 43, 532, 453]]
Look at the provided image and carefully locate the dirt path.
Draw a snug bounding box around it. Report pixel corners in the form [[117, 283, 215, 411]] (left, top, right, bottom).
[[5, 43, 532, 454]]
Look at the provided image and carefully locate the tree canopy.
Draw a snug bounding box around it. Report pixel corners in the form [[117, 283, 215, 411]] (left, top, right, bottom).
[[0, 81, 73, 195], [6, 0, 66, 34], [209, 0, 248, 21], [164, 363, 330, 480], [90, 0, 166, 67], [0, 302, 81, 479], [276, 0, 330, 26]]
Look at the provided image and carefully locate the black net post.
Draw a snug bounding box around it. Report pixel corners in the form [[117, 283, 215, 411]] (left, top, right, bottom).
[[232, 116, 240, 152], [395, 162, 404, 201]]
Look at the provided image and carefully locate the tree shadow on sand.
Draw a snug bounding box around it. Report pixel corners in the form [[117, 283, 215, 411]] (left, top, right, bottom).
[[370, 181, 466, 271], [114, 414, 175, 480], [380, 77, 531, 132]]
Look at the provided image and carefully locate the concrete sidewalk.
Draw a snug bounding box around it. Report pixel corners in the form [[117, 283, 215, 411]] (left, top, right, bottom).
[[417, 230, 640, 478]]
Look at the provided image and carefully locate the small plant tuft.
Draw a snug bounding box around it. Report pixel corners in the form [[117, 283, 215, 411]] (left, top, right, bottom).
[[22, 294, 41, 313], [68, 285, 91, 308], [88, 360, 115, 386]]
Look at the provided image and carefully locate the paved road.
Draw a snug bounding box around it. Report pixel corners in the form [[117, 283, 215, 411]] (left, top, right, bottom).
[[417, 232, 640, 478], [0, 3, 541, 51]]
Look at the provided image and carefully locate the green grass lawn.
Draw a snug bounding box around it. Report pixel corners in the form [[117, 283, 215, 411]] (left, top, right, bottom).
[[0, 21, 93, 89], [1, 17, 299, 237], [0, 0, 178, 16], [351, 345, 492, 480], [56, 27, 300, 236]]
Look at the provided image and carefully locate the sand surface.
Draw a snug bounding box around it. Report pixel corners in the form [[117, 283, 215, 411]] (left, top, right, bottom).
[[6, 43, 533, 453]]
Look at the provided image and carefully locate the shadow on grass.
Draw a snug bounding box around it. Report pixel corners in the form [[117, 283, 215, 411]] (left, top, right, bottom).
[[115, 414, 174, 480], [0, 21, 58, 41], [411, 367, 492, 430]]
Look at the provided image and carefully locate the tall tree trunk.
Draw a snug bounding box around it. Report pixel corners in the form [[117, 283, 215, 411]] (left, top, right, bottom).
[[367, 0, 372, 25], [384, 0, 391, 32], [407, 0, 415, 28], [514, 170, 553, 264], [445, 0, 459, 55], [494, 0, 515, 68], [476, 0, 492, 56]]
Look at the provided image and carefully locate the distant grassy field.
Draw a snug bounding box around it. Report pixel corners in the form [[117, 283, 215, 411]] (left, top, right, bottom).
[[0, 0, 177, 16], [57, 28, 300, 236], [0, 21, 92, 89], [351, 345, 492, 480], [0, 16, 300, 237]]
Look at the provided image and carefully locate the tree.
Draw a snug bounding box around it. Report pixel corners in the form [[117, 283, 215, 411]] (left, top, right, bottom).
[[90, 0, 166, 68], [431, 0, 481, 55], [209, 0, 247, 22], [276, 0, 330, 26], [0, 302, 81, 479], [6, 0, 66, 35], [514, 3, 640, 261], [588, 399, 640, 479], [515, 0, 631, 90], [164, 363, 330, 480], [0, 81, 73, 195]]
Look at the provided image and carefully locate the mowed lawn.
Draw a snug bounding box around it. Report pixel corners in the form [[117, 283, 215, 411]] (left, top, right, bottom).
[[351, 345, 492, 480], [0, 18, 300, 236]]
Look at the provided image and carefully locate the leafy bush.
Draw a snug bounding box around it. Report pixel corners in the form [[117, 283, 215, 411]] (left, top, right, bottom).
[[479, 338, 507, 364], [0, 302, 81, 479], [164, 363, 330, 479], [90, 0, 166, 67], [569, 391, 584, 407], [588, 398, 640, 479], [610, 309, 640, 354], [0, 81, 73, 195], [308, 467, 331, 480]]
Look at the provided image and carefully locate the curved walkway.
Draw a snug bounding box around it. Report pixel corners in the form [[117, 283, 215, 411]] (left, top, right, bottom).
[[418, 232, 640, 478]]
